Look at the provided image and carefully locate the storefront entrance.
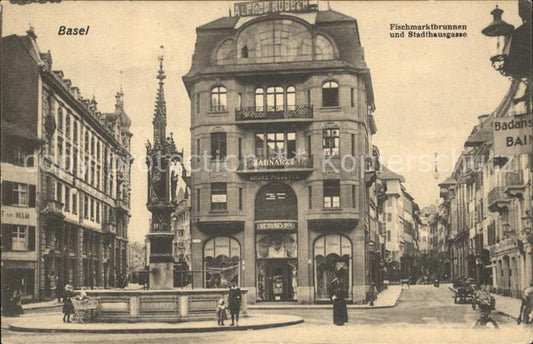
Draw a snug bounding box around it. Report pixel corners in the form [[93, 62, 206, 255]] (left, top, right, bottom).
[[255, 183, 298, 302], [257, 259, 297, 301]]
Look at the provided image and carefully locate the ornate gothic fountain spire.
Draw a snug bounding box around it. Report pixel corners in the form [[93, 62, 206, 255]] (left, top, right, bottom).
[[153, 45, 167, 145]]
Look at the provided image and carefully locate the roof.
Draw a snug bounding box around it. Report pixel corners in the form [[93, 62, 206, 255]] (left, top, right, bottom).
[[1, 120, 43, 143], [316, 9, 356, 23], [197, 16, 240, 30], [378, 165, 406, 182], [438, 176, 457, 186], [197, 10, 355, 31]]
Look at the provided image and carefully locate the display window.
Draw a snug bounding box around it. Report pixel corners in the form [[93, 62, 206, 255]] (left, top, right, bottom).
[[203, 236, 240, 288], [314, 234, 352, 300]]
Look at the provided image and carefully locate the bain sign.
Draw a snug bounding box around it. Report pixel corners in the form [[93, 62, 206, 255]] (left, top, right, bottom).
[[493, 114, 533, 155], [234, 0, 317, 17]]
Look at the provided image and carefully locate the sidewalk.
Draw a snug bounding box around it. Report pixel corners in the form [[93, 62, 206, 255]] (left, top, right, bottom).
[[249, 285, 402, 310], [8, 313, 303, 333], [491, 293, 522, 320]]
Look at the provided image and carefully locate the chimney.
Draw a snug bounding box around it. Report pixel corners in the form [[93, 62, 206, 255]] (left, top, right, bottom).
[[71, 86, 80, 99]]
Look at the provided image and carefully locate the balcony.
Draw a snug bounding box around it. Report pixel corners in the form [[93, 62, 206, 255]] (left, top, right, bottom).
[[488, 186, 511, 214], [102, 222, 117, 236], [505, 170, 526, 199], [116, 198, 130, 212], [235, 105, 313, 125], [41, 199, 65, 221]]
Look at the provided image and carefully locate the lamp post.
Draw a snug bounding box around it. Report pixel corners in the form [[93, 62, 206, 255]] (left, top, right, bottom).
[[482, 1, 532, 79]]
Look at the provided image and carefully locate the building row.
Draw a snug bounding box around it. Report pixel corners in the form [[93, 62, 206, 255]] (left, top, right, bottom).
[[1, 28, 132, 302]]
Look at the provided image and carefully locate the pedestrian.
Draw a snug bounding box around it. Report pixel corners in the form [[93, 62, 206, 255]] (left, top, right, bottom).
[[62, 284, 74, 323], [369, 282, 378, 306], [216, 298, 227, 326], [518, 281, 533, 325], [228, 282, 242, 326], [329, 276, 348, 325]]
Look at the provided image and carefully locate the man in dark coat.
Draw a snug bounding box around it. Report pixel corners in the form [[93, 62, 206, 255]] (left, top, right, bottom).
[[329, 277, 348, 325], [228, 282, 242, 326]]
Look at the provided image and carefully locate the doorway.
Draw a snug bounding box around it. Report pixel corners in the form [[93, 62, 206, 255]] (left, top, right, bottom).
[[257, 259, 297, 302]]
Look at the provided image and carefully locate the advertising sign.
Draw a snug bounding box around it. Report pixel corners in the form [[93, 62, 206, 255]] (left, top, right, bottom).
[[493, 114, 533, 155], [255, 221, 297, 231], [234, 0, 316, 17]]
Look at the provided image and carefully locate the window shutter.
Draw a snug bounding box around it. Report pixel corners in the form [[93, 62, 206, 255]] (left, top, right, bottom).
[[2, 225, 13, 251], [28, 226, 36, 251], [29, 184, 36, 207], [2, 181, 13, 206]]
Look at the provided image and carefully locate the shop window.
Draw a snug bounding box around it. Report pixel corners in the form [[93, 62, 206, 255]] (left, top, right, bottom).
[[256, 233, 297, 258], [322, 81, 339, 107], [314, 234, 352, 300], [210, 86, 227, 112], [211, 182, 227, 210], [323, 180, 340, 208], [211, 132, 227, 160], [322, 128, 339, 157], [204, 236, 240, 288]]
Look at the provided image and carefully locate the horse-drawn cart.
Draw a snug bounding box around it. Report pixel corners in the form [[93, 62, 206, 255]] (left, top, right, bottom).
[[454, 285, 476, 304]]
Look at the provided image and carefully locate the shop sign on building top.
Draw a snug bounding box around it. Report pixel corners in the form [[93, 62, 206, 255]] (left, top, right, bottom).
[[234, 0, 317, 17]]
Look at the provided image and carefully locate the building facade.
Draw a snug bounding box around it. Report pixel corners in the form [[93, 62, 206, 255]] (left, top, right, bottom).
[[377, 167, 421, 282], [1, 121, 43, 301], [183, 4, 378, 304], [439, 80, 532, 295], [1, 28, 132, 300]]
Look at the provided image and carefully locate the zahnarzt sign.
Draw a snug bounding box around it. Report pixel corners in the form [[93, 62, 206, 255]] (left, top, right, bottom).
[[234, 0, 317, 17], [493, 114, 533, 155]]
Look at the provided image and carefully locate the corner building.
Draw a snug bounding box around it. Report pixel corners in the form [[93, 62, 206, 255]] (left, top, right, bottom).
[[183, 4, 377, 304]]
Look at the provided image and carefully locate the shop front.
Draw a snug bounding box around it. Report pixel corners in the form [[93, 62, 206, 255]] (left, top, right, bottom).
[[254, 182, 298, 302], [313, 234, 352, 301]]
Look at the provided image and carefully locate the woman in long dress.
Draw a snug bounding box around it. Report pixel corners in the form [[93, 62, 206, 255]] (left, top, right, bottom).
[[329, 277, 348, 325]]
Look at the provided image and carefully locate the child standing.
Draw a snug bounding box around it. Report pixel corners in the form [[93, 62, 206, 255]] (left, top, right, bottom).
[[216, 299, 228, 326]]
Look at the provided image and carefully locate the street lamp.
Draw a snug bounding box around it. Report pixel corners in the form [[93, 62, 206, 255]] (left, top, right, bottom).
[[481, 6, 515, 73], [482, 1, 532, 78]]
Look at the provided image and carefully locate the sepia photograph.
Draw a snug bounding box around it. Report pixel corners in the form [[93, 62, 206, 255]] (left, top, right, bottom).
[[0, 0, 532, 343]]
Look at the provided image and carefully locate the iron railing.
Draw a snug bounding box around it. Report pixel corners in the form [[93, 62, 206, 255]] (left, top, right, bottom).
[[235, 104, 313, 121]]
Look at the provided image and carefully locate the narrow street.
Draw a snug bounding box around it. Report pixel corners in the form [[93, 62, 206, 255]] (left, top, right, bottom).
[[2, 285, 530, 344]]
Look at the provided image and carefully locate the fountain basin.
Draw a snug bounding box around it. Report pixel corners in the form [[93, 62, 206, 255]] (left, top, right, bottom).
[[83, 288, 248, 323]]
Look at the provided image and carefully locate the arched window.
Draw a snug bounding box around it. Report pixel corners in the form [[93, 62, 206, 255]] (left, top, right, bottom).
[[255, 88, 264, 111], [315, 35, 335, 60], [266, 86, 284, 111], [322, 81, 339, 107], [215, 39, 234, 65], [204, 236, 240, 288], [210, 86, 227, 112], [314, 234, 352, 300], [286, 86, 296, 110]]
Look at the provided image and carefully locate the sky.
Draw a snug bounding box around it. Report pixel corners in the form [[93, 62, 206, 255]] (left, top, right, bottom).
[[2, 0, 522, 243]]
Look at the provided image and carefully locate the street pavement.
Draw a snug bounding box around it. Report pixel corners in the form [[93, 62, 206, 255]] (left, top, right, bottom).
[[2, 285, 532, 344]]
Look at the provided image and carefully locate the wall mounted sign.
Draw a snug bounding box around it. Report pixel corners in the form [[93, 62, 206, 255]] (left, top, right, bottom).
[[234, 0, 317, 17], [493, 114, 533, 155], [248, 174, 301, 181], [255, 221, 297, 231]]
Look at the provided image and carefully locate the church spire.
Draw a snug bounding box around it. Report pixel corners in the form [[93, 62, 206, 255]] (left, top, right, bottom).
[[153, 45, 167, 144]]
